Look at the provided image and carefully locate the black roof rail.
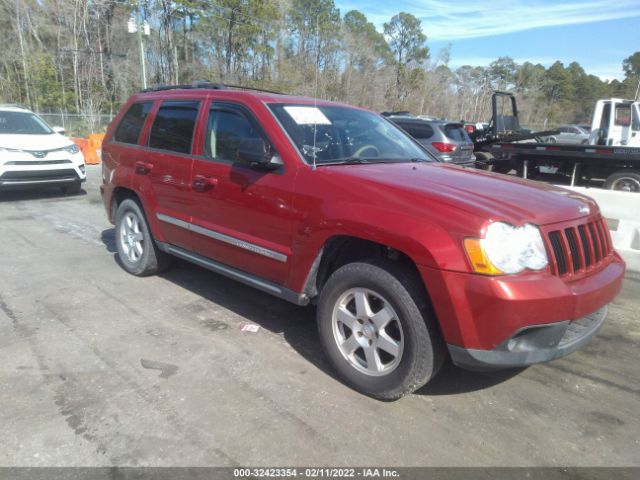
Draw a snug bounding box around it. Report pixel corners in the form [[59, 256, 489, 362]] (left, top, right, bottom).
[[381, 111, 413, 117], [141, 81, 225, 93], [141, 81, 285, 95]]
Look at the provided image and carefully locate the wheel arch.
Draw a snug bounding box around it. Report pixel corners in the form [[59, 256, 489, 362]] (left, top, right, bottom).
[[301, 235, 433, 305], [110, 186, 165, 242]]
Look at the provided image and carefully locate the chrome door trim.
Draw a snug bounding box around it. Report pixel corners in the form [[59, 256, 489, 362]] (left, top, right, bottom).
[[156, 212, 287, 263]]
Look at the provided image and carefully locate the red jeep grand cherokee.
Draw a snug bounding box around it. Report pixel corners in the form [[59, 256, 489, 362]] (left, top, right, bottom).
[[100, 84, 625, 400]]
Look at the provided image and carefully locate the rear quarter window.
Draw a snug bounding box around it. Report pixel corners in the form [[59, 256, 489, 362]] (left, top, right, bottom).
[[114, 102, 152, 144], [442, 124, 469, 142], [399, 122, 434, 140], [148, 101, 200, 154]]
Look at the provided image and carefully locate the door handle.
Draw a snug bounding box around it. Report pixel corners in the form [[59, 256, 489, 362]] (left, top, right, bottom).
[[135, 161, 154, 175], [192, 174, 218, 192]]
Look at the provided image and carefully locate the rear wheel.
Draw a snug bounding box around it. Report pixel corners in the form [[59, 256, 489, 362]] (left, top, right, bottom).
[[604, 171, 640, 192], [115, 198, 170, 276], [317, 260, 444, 400]]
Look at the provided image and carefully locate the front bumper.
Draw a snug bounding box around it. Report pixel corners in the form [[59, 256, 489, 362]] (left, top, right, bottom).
[[448, 305, 607, 370], [0, 157, 86, 189], [418, 252, 625, 368]]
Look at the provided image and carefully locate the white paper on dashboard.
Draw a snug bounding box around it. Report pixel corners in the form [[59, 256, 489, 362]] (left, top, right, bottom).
[[284, 106, 331, 125]]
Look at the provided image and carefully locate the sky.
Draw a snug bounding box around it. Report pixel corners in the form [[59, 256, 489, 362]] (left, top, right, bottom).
[[334, 0, 640, 81]]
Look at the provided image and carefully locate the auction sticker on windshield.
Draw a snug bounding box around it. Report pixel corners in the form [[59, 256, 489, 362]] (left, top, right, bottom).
[[284, 106, 331, 125]]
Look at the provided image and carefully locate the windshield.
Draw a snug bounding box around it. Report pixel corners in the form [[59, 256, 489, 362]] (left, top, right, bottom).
[[268, 104, 433, 165], [0, 111, 53, 135]]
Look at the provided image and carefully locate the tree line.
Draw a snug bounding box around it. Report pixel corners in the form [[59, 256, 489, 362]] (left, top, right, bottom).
[[1, 0, 639, 133]]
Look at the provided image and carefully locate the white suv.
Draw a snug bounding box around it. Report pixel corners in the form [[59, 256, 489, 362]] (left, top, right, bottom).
[[0, 105, 86, 193]]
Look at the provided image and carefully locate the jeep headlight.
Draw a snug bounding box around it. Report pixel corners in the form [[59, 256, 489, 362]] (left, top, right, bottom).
[[464, 222, 548, 275], [64, 144, 80, 154]]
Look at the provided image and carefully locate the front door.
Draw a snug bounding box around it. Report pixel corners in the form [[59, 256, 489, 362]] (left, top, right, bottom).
[[189, 101, 297, 285]]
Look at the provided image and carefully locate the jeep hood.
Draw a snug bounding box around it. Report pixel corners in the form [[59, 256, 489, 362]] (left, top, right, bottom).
[[323, 162, 598, 226]]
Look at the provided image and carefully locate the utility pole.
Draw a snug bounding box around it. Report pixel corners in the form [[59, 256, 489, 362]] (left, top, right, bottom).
[[129, 2, 148, 89], [137, 4, 147, 89]]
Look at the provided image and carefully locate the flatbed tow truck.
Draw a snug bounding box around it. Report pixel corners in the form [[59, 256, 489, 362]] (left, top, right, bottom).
[[471, 93, 640, 192]]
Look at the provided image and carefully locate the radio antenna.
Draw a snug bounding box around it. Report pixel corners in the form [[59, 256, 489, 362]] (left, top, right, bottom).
[[312, 15, 320, 170]]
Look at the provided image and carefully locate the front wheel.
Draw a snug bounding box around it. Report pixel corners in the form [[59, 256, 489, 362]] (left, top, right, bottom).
[[317, 260, 444, 400], [115, 198, 170, 276]]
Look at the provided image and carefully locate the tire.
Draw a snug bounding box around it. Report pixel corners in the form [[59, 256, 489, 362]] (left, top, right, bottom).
[[317, 259, 445, 400], [115, 198, 170, 276], [547, 137, 557, 143], [603, 171, 640, 193], [61, 181, 82, 195], [474, 151, 492, 170]]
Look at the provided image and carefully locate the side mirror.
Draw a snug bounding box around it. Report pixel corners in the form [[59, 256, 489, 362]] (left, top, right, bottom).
[[237, 138, 278, 169], [52, 126, 66, 135]]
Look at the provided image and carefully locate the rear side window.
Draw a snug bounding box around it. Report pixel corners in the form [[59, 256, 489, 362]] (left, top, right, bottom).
[[400, 122, 434, 140], [114, 102, 152, 144], [442, 124, 468, 142], [148, 101, 200, 154]]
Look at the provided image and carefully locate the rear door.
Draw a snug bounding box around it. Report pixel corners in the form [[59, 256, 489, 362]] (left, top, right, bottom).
[[136, 99, 201, 249], [188, 100, 296, 284], [397, 122, 437, 157]]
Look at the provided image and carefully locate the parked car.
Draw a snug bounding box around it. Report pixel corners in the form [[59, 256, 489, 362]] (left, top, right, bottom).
[[0, 105, 86, 193], [101, 84, 625, 400], [545, 124, 591, 144], [383, 114, 475, 166]]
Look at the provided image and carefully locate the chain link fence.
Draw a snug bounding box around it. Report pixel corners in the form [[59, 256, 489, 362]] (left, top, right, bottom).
[[37, 112, 115, 138]]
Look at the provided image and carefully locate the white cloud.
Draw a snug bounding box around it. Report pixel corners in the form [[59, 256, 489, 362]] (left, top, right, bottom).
[[339, 0, 640, 41]]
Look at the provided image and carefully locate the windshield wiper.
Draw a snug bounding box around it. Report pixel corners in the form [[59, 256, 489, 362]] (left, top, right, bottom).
[[315, 157, 431, 167], [316, 157, 380, 166]]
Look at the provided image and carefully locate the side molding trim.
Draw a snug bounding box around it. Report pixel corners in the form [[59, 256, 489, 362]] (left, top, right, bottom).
[[156, 212, 287, 263]]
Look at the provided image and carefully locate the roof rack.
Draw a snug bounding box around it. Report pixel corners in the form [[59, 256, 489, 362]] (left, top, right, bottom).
[[141, 81, 285, 95], [381, 111, 413, 117]]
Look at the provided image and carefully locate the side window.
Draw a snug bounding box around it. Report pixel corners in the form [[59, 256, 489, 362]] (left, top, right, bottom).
[[614, 105, 631, 127], [148, 101, 200, 154], [204, 107, 264, 161], [114, 102, 152, 144]]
